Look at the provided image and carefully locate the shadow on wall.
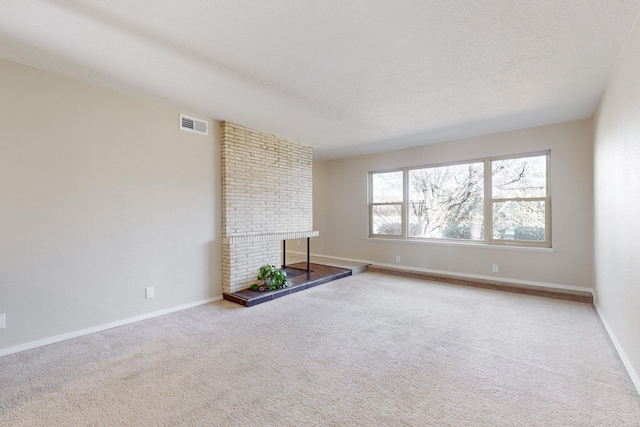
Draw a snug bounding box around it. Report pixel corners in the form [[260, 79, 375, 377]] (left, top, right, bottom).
[[208, 240, 223, 296]]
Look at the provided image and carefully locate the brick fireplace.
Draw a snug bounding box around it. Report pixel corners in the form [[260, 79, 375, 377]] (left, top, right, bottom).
[[221, 122, 317, 294]]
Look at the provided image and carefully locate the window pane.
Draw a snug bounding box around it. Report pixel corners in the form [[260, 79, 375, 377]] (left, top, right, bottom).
[[493, 201, 545, 241], [492, 155, 546, 198], [372, 171, 403, 203], [372, 204, 402, 235], [408, 162, 484, 239]]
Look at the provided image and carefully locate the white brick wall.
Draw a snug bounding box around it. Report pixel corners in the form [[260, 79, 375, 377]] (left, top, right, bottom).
[[221, 122, 315, 293]]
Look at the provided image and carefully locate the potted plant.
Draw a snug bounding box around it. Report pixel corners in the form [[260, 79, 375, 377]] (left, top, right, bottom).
[[251, 264, 289, 291]]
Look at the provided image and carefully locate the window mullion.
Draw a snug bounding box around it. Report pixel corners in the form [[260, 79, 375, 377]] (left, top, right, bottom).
[[484, 159, 491, 243], [403, 168, 408, 238], [492, 197, 548, 203]]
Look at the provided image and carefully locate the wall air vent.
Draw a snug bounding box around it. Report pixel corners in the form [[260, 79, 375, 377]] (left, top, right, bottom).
[[180, 114, 208, 135]]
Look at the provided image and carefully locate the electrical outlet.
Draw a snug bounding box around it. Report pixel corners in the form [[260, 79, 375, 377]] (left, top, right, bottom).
[[396, 255, 401, 263], [0, 314, 5, 329], [492, 264, 499, 273], [145, 287, 155, 299]]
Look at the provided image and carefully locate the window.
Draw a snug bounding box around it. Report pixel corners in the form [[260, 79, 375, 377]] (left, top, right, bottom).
[[490, 154, 548, 243], [370, 171, 403, 236], [369, 152, 550, 247]]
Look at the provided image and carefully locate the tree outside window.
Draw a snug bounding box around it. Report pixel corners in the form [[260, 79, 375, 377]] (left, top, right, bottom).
[[409, 162, 484, 240]]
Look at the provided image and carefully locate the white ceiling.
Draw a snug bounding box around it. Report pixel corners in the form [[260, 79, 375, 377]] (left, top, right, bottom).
[[1, 1, 639, 160]]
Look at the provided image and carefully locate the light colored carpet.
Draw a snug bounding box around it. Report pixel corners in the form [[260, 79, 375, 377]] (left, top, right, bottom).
[[1, 272, 639, 426]]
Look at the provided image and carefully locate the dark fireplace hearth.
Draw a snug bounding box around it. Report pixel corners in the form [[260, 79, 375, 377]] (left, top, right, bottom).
[[223, 263, 351, 307]]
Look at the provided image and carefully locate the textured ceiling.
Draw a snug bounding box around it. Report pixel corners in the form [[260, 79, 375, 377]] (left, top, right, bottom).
[[1, 1, 639, 160]]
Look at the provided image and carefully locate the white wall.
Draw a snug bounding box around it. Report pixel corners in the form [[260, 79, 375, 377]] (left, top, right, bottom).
[[313, 120, 594, 290], [593, 19, 640, 389], [0, 59, 221, 353]]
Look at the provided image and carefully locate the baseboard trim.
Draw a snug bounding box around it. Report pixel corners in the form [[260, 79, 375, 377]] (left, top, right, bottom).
[[594, 303, 640, 396], [368, 263, 593, 303], [0, 296, 222, 358], [286, 251, 593, 302]]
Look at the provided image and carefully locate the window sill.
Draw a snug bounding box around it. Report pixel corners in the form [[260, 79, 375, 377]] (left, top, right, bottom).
[[366, 237, 556, 252]]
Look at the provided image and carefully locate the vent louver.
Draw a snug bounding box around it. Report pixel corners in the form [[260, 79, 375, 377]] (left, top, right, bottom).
[[180, 114, 208, 135]]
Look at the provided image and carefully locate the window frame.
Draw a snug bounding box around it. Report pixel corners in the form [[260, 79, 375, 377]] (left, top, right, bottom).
[[368, 169, 406, 238], [487, 151, 551, 248], [368, 151, 551, 248]]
